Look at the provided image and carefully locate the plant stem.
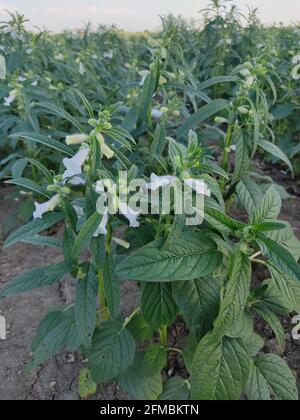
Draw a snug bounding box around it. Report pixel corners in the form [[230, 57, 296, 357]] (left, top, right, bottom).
[[250, 251, 262, 260], [97, 271, 109, 321], [159, 326, 168, 348], [123, 307, 141, 329], [167, 347, 183, 354], [251, 258, 267, 266]]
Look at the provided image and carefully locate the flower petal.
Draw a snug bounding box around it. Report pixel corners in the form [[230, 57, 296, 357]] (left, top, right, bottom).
[[33, 194, 61, 219]]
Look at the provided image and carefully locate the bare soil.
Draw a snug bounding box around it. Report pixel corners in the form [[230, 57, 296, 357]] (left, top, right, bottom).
[[0, 169, 300, 400]]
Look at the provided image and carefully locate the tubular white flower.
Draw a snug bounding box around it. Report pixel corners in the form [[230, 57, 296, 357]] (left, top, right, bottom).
[[292, 64, 300, 80], [79, 62, 86, 75], [63, 146, 90, 183], [103, 51, 113, 59], [184, 179, 211, 196], [119, 200, 140, 228], [101, 142, 114, 159], [145, 173, 177, 191], [112, 237, 130, 249], [139, 70, 150, 86], [3, 90, 17, 107], [292, 55, 300, 64], [33, 194, 61, 219], [93, 208, 109, 236], [65, 133, 89, 145]]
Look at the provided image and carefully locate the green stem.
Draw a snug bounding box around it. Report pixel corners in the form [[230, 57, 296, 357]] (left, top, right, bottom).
[[97, 271, 109, 320], [160, 326, 168, 348], [123, 307, 141, 329]]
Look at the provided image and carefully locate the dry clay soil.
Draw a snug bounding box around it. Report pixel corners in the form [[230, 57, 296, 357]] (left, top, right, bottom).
[[0, 182, 300, 400]]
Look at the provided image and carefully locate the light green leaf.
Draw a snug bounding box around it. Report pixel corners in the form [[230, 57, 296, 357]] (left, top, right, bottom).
[[159, 376, 190, 400], [75, 264, 98, 346], [251, 186, 281, 224], [119, 352, 162, 400], [191, 334, 250, 400], [0, 262, 70, 297], [236, 178, 263, 218], [88, 321, 135, 384], [143, 344, 166, 376], [4, 212, 65, 248], [79, 368, 97, 398], [10, 132, 75, 157], [259, 139, 294, 176], [245, 354, 298, 400], [73, 212, 102, 257], [5, 178, 51, 198], [115, 231, 223, 282], [141, 283, 177, 329], [177, 99, 229, 138]]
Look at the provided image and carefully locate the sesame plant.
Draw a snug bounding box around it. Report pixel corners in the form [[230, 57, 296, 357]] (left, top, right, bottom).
[[1, 2, 300, 401]]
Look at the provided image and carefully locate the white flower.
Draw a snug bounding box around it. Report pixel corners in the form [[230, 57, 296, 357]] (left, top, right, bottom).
[[54, 53, 64, 61], [26, 48, 33, 55], [145, 173, 177, 191], [151, 109, 163, 120], [101, 142, 114, 159], [18, 76, 26, 82], [240, 68, 251, 77], [93, 208, 109, 236], [31, 81, 38, 87], [33, 194, 61, 219], [244, 76, 255, 88], [292, 55, 300, 64], [103, 51, 113, 59], [292, 64, 300, 80], [119, 201, 140, 228], [73, 205, 84, 217], [63, 146, 90, 183], [3, 90, 17, 107], [79, 62, 86, 75], [96, 133, 114, 159], [65, 133, 89, 145], [139, 70, 150, 86], [0, 315, 6, 340], [112, 237, 130, 249], [184, 179, 211, 196]]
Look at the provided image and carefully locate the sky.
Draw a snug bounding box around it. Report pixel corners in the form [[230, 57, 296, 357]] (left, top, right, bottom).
[[0, 0, 299, 32]]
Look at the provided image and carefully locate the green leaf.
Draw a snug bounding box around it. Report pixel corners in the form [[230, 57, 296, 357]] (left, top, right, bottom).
[[198, 76, 238, 90], [38, 102, 84, 132], [251, 186, 281, 224], [73, 212, 102, 257], [137, 65, 158, 127], [257, 235, 300, 283], [191, 334, 250, 400], [4, 212, 65, 248], [143, 344, 166, 376], [177, 99, 229, 138], [245, 354, 298, 400], [10, 132, 75, 157], [259, 139, 294, 176], [75, 264, 98, 346], [27, 158, 54, 183], [172, 277, 221, 331], [28, 314, 70, 370], [236, 178, 263, 218], [88, 321, 135, 384], [266, 221, 300, 260], [233, 131, 250, 182], [253, 303, 285, 350], [119, 352, 162, 400], [159, 376, 190, 400], [126, 311, 155, 340], [79, 368, 97, 398], [103, 255, 120, 319], [268, 264, 299, 313], [254, 221, 286, 233], [5, 178, 51, 198], [20, 235, 62, 248], [141, 283, 177, 329], [0, 262, 70, 297], [242, 333, 265, 357], [115, 231, 223, 282], [214, 252, 251, 336], [205, 204, 246, 232]]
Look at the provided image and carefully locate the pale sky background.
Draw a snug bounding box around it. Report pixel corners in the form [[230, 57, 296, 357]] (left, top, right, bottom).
[[0, 1, 299, 32]]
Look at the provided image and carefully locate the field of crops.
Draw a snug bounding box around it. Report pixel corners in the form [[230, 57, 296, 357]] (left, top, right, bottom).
[[1, 0, 300, 401]]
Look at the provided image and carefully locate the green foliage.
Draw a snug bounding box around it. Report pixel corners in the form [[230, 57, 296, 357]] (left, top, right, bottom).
[[0, 3, 300, 401]]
